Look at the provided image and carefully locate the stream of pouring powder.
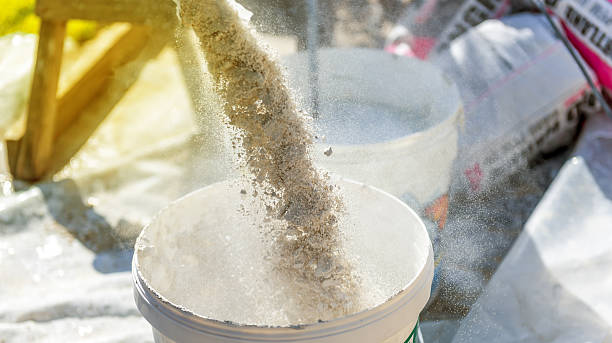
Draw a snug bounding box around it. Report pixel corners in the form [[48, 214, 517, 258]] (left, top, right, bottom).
[[178, 0, 360, 322]]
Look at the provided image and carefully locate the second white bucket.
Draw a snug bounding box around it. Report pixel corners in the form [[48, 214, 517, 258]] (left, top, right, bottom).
[[133, 179, 434, 343], [283, 48, 463, 216]]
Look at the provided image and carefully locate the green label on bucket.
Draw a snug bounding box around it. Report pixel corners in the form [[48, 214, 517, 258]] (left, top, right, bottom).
[[403, 321, 419, 343]]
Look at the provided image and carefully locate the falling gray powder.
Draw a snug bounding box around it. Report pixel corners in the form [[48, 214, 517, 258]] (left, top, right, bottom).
[[177, 0, 360, 323]]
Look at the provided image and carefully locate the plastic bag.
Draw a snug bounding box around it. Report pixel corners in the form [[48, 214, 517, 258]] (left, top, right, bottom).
[[514, 0, 612, 96], [385, 0, 513, 59], [433, 14, 600, 194]]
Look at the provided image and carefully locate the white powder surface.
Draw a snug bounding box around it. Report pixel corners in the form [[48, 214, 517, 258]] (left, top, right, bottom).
[[316, 101, 427, 145], [136, 179, 430, 327]]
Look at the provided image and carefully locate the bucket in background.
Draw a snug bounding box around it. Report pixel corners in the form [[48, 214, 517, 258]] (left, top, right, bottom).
[[282, 48, 463, 300], [133, 179, 433, 343]]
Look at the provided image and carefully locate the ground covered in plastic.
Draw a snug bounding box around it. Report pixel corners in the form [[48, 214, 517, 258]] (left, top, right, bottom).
[[2, 10, 612, 342]]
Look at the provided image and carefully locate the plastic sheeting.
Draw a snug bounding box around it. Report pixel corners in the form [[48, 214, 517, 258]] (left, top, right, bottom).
[[0, 187, 153, 342], [435, 14, 599, 195], [452, 113, 612, 342], [0, 33, 35, 140]]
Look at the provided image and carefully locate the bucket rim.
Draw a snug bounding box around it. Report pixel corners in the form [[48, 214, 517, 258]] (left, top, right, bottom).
[[315, 104, 463, 152], [284, 47, 463, 148], [132, 179, 434, 339]]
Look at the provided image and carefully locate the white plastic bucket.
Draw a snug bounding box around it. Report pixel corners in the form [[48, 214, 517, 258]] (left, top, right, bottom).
[[282, 48, 463, 210], [133, 179, 434, 343]]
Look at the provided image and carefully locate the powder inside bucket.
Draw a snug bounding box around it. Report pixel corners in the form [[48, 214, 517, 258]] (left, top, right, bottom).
[[316, 101, 427, 145], [136, 180, 430, 327]]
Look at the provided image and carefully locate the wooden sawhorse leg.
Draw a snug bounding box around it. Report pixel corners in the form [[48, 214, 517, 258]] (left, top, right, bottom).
[[11, 19, 66, 181]]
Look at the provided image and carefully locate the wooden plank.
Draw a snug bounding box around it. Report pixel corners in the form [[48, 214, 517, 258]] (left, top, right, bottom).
[[46, 28, 171, 177], [36, 0, 176, 23], [6, 140, 19, 177], [12, 19, 66, 181], [55, 25, 152, 138]]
